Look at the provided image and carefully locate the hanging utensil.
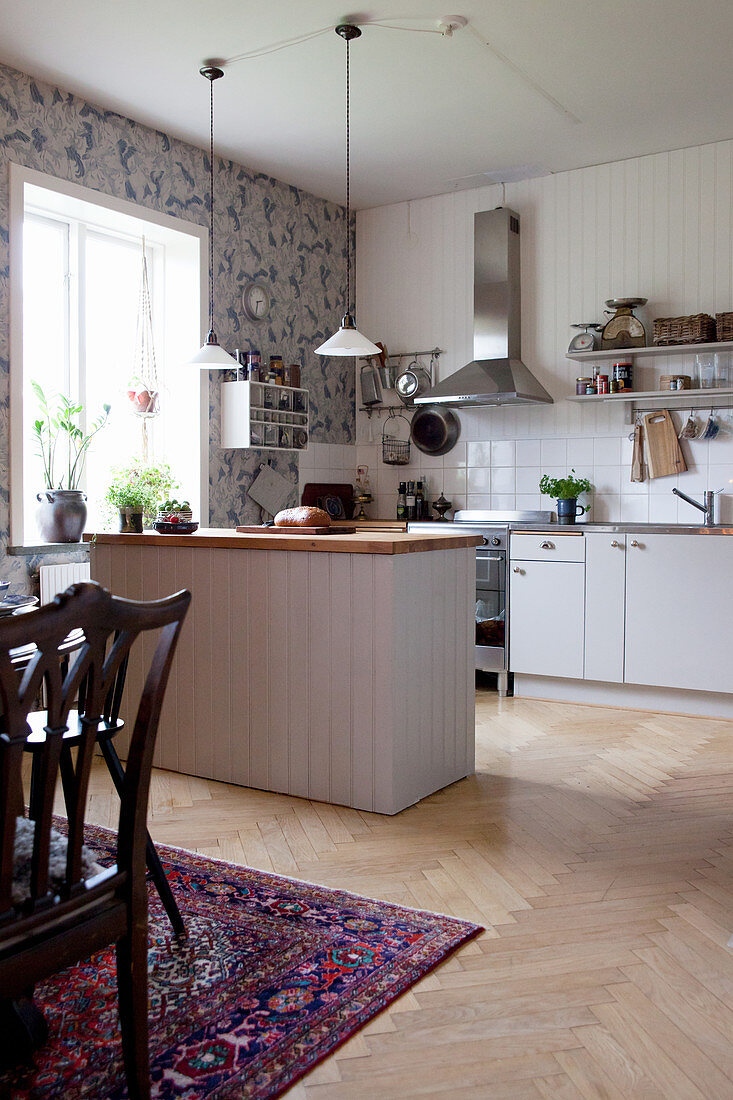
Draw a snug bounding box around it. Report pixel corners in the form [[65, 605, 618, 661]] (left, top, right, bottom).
[[360, 361, 382, 406], [631, 419, 645, 482], [375, 342, 396, 388]]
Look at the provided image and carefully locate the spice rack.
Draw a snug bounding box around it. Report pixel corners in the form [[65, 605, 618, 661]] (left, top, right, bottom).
[[220, 380, 309, 451]]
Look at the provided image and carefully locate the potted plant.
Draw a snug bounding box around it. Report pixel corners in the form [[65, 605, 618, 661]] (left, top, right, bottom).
[[539, 469, 593, 524], [32, 382, 111, 542], [104, 461, 178, 533]]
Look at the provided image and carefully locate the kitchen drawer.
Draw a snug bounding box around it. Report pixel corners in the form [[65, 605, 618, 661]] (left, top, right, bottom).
[[510, 532, 585, 563]]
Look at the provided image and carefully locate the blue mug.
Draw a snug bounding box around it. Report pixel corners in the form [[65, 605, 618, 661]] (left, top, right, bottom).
[[557, 498, 587, 524]]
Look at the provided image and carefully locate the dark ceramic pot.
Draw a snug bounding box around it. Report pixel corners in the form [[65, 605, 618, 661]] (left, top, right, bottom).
[[35, 490, 87, 543], [557, 497, 587, 525], [118, 508, 144, 534]]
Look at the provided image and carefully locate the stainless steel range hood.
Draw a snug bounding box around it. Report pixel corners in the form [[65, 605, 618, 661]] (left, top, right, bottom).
[[414, 208, 553, 407]]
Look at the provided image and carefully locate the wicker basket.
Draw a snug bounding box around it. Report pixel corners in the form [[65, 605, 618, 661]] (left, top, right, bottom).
[[653, 313, 716, 345], [716, 312, 733, 342]]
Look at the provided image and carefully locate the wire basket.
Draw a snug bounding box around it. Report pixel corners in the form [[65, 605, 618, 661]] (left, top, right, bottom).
[[381, 413, 411, 465]]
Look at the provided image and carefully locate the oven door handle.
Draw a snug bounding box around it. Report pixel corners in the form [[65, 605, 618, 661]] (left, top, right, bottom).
[[476, 553, 504, 562]]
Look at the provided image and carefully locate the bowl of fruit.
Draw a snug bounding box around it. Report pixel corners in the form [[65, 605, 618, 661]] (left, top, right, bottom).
[[153, 500, 198, 535]]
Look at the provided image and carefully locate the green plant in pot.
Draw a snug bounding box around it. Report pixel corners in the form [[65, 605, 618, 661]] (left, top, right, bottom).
[[104, 461, 178, 533], [32, 382, 111, 543], [539, 469, 593, 524]]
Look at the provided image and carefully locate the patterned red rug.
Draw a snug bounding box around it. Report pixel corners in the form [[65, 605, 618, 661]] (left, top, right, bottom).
[[2, 822, 481, 1098]]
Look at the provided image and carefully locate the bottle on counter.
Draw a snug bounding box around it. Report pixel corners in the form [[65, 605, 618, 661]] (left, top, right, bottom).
[[397, 483, 407, 521], [415, 481, 425, 521], [269, 355, 284, 383], [406, 481, 416, 520]]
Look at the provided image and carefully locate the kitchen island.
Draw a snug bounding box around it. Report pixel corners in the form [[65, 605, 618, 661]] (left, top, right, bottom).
[[87, 528, 480, 813]]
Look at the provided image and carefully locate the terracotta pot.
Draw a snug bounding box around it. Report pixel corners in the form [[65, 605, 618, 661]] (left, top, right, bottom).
[[35, 490, 87, 543]]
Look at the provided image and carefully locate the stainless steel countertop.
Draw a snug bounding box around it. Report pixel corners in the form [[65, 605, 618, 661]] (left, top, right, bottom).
[[511, 522, 733, 536]]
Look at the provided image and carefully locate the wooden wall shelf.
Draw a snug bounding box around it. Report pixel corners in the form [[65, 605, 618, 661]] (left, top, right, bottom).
[[566, 340, 733, 363]]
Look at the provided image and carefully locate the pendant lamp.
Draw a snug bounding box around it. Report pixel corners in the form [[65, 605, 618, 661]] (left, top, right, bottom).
[[315, 25, 379, 358], [190, 65, 238, 368]]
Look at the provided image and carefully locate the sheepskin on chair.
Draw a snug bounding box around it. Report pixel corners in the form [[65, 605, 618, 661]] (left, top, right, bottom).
[[12, 817, 103, 904]]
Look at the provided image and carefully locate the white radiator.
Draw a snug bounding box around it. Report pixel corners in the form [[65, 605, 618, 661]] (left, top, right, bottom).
[[39, 562, 91, 605]]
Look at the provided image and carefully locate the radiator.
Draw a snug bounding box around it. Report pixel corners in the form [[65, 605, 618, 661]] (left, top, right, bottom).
[[39, 562, 91, 605]]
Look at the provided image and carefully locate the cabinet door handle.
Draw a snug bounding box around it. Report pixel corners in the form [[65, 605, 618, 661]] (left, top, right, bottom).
[[630, 539, 644, 548], [611, 539, 620, 548], [540, 541, 554, 550], [513, 566, 524, 574]]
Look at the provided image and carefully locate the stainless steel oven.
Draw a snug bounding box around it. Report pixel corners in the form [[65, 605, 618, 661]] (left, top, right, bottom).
[[409, 509, 554, 695]]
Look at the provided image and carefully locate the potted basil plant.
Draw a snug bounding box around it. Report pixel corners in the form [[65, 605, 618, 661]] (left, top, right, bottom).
[[32, 382, 111, 542], [104, 461, 178, 533], [539, 469, 593, 524]]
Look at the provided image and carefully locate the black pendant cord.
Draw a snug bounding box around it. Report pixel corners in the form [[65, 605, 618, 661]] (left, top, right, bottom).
[[209, 73, 215, 333], [200, 65, 224, 341], [345, 34, 350, 318]]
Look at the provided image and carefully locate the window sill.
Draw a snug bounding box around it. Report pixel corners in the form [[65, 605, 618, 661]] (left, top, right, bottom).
[[7, 543, 91, 556]]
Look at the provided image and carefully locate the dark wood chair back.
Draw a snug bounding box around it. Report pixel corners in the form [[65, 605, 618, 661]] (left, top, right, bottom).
[[0, 581, 190, 1095]]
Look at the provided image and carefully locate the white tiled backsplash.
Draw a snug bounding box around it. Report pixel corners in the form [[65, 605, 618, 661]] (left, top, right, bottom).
[[346, 409, 733, 523], [299, 443, 357, 503]]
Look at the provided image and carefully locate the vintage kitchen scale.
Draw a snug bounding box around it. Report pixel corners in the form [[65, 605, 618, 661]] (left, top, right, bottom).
[[600, 298, 647, 350], [567, 323, 603, 354]]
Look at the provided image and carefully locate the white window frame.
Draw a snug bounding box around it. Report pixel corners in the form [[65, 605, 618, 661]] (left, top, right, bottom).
[[9, 162, 209, 546]]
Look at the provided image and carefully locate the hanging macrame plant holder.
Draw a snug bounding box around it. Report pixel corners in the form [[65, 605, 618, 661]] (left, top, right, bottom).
[[128, 237, 160, 461]]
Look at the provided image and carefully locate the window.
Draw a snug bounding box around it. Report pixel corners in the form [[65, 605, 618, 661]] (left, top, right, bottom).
[[10, 165, 207, 544]]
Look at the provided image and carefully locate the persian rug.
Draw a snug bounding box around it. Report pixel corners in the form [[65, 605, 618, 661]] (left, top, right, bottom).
[[2, 822, 481, 1099]]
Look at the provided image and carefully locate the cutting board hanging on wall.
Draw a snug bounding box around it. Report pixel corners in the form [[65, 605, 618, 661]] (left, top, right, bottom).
[[642, 410, 687, 479], [247, 463, 294, 517]]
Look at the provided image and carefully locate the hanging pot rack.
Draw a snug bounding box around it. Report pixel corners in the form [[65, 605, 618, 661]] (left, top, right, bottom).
[[358, 347, 444, 415]]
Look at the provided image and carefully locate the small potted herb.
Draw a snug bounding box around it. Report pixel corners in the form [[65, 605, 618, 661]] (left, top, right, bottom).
[[104, 461, 178, 533], [539, 469, 593, 524]]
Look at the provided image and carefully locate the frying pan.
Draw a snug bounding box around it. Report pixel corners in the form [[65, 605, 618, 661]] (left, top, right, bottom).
[[410, 405, 460, 456]]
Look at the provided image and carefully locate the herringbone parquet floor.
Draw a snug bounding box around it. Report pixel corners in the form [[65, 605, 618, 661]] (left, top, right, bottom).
[[84, 684, 733, 1098]]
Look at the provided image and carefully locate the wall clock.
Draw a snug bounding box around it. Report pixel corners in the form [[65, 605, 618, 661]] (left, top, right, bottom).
[[242, 281, 271, 322]]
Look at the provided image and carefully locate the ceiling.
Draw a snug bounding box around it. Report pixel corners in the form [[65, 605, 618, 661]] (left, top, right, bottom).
[[3, 1, 733, 209]]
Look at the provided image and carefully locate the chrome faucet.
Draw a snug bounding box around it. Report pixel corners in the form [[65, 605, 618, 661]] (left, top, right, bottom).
[[672, 487, 721, 526]]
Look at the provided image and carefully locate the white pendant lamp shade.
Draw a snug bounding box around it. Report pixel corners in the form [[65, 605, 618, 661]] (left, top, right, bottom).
[[315, 313, 381, 357], [189, 65, 237, 369], [190, 331, 239, 367], [315, 25, 377, 358]]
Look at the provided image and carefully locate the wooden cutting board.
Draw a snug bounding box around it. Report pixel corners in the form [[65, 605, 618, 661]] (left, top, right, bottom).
[[236, 525, 356, 536], [642, 410, 687, 479]]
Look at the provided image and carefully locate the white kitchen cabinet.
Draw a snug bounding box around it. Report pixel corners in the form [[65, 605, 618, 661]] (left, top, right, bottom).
[[221, 379, 309, 451], [584, 533, 626, 683], [625, 534, 733, 692], [509, 559, 585, 678]]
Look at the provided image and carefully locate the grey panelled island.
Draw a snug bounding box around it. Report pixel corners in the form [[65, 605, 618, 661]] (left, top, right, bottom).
[[87, 528, 480, 814]]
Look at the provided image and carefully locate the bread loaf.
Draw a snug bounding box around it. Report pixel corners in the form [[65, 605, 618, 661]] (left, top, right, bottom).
[[274, 506, 331, 528]]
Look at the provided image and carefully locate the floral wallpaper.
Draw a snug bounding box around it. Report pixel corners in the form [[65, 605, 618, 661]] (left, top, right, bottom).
[[0, 61, 354, 586]]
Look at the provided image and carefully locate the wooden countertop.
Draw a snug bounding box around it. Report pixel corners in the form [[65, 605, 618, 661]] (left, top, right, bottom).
[[85, 528, 483, 555]]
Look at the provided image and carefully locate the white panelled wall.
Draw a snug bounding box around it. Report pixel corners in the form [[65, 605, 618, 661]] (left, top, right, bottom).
[[351, 140, 733, 523]]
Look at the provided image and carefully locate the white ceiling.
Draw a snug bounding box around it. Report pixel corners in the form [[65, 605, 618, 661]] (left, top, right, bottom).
[[3, 1, 733, 210]]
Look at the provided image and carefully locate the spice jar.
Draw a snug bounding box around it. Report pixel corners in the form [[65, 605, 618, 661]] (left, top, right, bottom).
[[585, 382, 597, 395], [576, 376, 593, 395]]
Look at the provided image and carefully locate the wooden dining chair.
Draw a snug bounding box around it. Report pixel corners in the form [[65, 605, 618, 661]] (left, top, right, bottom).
[[0, 581, 191, 1098]]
